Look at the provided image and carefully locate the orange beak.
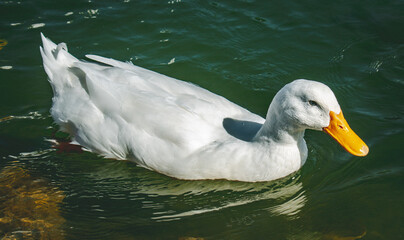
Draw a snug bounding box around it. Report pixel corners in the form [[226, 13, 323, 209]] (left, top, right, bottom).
[[323, 111, 369, 156]]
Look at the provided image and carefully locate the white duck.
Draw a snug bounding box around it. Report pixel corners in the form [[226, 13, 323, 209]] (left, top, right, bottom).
[[40, 34, 368, 182]]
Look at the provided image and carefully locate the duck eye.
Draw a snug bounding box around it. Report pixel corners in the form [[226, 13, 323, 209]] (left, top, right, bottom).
[[308, 100, 319, 107]]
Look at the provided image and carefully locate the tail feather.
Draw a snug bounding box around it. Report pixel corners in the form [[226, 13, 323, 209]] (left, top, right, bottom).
[[40, 33, 57, 57], [40, 33, 79, 93]]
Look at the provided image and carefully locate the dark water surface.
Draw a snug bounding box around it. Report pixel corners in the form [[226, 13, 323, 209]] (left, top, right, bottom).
[[1, 0, 403, 239]]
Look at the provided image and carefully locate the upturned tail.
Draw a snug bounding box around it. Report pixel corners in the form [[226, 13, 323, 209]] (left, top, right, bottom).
[[39, 33, 79, 94]]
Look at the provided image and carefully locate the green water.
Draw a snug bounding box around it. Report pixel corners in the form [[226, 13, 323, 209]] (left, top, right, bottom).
[[1, 0, 403, 239]]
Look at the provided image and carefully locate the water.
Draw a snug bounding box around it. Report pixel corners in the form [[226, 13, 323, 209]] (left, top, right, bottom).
[[0, 0, 403, 239]]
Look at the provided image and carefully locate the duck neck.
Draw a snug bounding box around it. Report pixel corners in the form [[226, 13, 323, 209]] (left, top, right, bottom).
[[253, 110, 305, 145]]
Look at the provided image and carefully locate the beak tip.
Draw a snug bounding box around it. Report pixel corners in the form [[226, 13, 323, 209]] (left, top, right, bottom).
[[359, 145, 369, 156]]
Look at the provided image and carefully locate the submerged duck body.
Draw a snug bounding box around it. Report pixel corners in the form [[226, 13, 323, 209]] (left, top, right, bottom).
[[40, 34, 368, 182]]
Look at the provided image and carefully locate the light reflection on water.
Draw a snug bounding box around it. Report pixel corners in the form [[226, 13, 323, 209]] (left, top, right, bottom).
[[63, 150, 307, 221]]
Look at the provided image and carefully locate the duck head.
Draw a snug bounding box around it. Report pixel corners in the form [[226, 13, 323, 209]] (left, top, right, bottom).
[[260, 79, 368, 156]]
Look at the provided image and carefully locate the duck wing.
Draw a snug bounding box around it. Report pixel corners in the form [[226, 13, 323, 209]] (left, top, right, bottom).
[[78, 57, 264, 151]]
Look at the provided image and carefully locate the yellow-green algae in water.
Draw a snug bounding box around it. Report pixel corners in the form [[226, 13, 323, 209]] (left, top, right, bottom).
[[0, 166, 65, 239]]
